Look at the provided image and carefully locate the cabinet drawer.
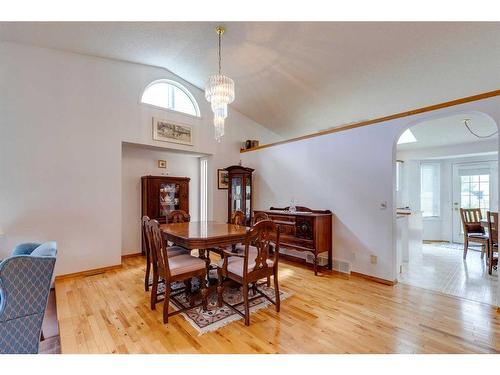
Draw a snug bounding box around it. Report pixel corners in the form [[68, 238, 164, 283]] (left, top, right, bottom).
[[267, 214, 295, 222], [274, 222, 296, 236]]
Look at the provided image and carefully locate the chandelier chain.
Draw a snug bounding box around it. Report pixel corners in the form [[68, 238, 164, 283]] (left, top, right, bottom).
[[218, 31, 221, 74]]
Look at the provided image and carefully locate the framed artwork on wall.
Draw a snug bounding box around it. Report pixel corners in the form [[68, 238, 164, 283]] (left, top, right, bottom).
[[152, 117, 193, 146], [157, 160, 167, 168], [217, 169, 229, 189]]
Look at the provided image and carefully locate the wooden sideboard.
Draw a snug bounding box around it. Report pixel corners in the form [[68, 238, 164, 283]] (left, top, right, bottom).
[[254, 207, 332, 275]]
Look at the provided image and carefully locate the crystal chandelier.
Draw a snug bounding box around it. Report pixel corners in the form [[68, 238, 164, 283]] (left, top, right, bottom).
[[205, 26, 235, 142]]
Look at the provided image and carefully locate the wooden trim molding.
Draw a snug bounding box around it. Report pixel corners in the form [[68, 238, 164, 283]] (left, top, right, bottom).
[[121, 252, 143, 259], [54, 253, 145, 281], [351, 271, 398, 286], [55, 264, 122, 281], [241, 89, 500, 153]]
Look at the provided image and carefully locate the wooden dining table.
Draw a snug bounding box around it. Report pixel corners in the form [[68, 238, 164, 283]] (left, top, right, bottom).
[[160, 221, 249, 250]]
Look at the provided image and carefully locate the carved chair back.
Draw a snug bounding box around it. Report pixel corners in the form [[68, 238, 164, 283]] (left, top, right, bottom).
[[231, 210, 246, 226], [487, 211, 498, 248], [242, 219, 280, 278], [167, 210, 191, 223], [460, 208, 485, 235], [252, 211, 269, 225], [146, 219, 172, 280], [141, 215, 151, 255]]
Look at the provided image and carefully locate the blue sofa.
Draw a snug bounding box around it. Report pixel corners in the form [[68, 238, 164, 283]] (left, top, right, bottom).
[[0, 242, 57, 354]]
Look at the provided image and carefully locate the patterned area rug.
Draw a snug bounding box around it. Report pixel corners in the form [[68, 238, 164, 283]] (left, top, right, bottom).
[[151, 276, 290, 335]]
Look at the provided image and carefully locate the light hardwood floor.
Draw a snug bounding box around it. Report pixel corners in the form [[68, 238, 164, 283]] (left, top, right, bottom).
[[400, 243, 498, 306], [55, 256, 500, 354]]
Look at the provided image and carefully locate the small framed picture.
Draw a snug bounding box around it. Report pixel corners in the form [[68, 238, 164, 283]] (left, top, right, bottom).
[[153, 117, 193, 146], [158, 160, 167, 169], [217, 169, 229, 189]]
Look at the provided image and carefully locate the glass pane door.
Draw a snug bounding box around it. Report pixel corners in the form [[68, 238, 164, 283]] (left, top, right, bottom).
[[460, 174, 490, 218], [159, 183, 180, 216], [245, 177, 251, 223], [231, 176, 242, 214]]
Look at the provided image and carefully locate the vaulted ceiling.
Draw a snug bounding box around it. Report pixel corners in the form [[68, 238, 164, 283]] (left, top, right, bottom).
[[1, 22, 499, 138]]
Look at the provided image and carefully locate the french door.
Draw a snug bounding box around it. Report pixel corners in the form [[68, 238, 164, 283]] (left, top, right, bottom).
[[452, 161, 498, 243]]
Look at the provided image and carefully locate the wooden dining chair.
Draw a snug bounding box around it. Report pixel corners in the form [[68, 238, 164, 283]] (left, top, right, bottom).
[[460, 208, 489, 260], [231, 210, 246, 226], [486, 211, 499, 275], [252, 211, 269, 225], [209, 210, 246, 258], [141, 216, 153, 291], [166, 210, 190, 223], [146, 219, 208, 323], [216, 219, 281, 326], [142, 216, 190, 292]]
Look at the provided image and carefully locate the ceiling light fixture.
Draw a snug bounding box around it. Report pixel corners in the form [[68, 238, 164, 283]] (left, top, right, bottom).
[[205, 26, 235, 142], [463, 118, 498, 139]]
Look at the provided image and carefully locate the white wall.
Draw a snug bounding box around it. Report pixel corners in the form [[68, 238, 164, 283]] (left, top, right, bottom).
[[121, 143, 201, 255], [0, 42, 280, 276], [242, 97, 500, 284]]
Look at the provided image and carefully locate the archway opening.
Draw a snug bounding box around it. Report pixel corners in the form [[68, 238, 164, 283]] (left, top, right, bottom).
[[394, 111, 498, 306]]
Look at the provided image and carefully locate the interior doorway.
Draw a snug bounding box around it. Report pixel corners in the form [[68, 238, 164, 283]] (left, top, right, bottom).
[[395, 112, 498, 306]]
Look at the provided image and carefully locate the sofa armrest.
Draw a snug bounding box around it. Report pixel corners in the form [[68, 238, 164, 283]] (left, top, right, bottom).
[[11, 243, 41, 256]]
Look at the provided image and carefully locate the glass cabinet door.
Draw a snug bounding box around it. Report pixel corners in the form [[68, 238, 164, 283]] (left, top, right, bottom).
[[245, 176, 251, 222], [231, 176, 242, 215], [159, 183, 180, 216]]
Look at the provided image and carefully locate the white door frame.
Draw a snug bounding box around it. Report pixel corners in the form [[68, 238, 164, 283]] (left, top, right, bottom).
[[452, 160, 498, 243]]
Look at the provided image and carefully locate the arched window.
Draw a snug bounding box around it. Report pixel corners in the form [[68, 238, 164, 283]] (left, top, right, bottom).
[[141, 79, 200, 117]]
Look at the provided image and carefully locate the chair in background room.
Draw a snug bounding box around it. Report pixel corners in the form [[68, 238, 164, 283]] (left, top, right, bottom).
[[0, 241, 57, 354], [460, 208, 489, 260], [486, 211, 499, 275], [231, 210, 246, 226], [146, 219, 208, 323], [209, 209, 247, 260], [166, 210, 191, 223], [252, 211, 269, 225], [217, 220, 281, 326]]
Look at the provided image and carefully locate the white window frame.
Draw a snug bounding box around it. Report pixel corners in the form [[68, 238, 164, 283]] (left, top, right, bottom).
[[140, 79, 201, 118], [396, 160, 404, 192], [420, 162, 441, 218], [200, 158, 208, 222]]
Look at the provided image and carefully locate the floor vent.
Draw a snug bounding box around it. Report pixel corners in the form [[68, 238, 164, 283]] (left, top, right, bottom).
[[332, 259, 351, 274], [305, 254, 351, 274]]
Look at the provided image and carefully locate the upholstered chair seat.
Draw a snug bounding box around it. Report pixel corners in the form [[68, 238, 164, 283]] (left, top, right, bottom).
[[0, 241, 57, 354], [468, 233, 489, 239], [168, 254, 207, 277], [226, 257, 274, 277]]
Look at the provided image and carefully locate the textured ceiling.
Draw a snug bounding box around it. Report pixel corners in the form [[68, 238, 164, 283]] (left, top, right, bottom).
[[397, 112, 498, 151], [1, 22, 500, 137]]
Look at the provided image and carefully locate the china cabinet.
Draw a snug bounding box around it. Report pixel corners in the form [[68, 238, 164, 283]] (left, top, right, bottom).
[[141, 176, 190, 225], [226, 165, 254, 226]]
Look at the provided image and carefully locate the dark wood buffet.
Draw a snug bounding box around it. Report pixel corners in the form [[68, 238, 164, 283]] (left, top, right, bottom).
[[254, 206, 333, 275]]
